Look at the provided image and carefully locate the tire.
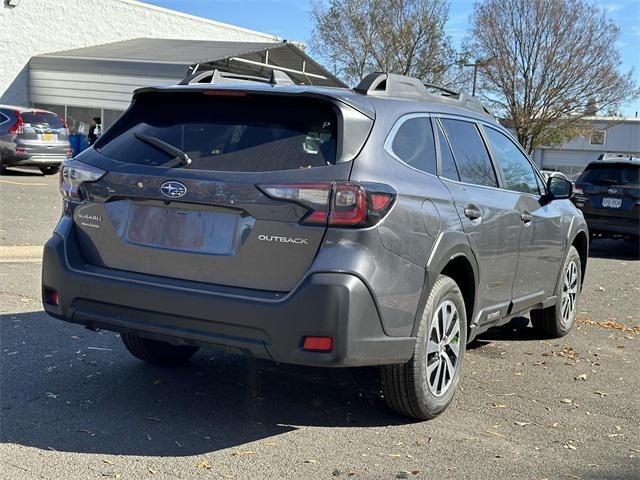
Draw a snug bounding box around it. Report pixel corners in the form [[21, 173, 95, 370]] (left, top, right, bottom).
[[39, 165, 60, 175], [380, 274, 467, 420], [531, 246, 581, 338], [121, 333, 199, 366]]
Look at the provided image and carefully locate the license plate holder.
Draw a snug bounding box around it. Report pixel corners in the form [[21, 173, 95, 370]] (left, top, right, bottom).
[[41, 132, 56, 141], [602, 197, 622, 208]]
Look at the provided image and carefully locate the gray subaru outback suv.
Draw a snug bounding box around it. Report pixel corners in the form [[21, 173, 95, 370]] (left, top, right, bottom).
[[42, 71, 588, 419]]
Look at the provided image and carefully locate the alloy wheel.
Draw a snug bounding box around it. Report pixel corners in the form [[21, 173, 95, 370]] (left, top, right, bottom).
[[426, 300, 461, 397], [561, 260, 578, 327]]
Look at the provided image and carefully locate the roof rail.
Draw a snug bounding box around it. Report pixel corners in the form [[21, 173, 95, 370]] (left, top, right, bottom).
[[354, 72, 492, 116], [178, 68, 296, 86]]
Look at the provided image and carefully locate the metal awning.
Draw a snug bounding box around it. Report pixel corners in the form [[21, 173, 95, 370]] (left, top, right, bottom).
[[29, 38, 345, 111]]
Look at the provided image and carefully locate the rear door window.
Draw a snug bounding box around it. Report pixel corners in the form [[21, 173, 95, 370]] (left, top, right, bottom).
[[96, 92, 338, 172], [485, 127, 540, 195], [440, 118, 498, 188], [387, 115, 436, 175], [21, 111, 65, 130]]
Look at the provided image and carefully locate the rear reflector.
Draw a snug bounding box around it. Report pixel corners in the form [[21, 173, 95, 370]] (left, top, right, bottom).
[[303, 336, 333, 352], [45, 289, 59, 306], [258, 181, 395, 228]]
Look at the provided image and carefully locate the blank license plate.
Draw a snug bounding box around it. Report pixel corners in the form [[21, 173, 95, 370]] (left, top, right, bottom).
[[41, 133, 55, 141], [602, 197, 622, 208]]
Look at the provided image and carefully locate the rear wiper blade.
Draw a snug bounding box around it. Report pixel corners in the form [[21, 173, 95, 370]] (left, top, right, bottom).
[[133, 132, 191, 168]]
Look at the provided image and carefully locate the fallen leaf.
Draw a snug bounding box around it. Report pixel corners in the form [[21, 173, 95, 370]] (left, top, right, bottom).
[[388, 453, 402, 458], [197, 459, 212, 470], [304, 459, 318, 464], [564, 444, 577, 451], [231, 450, 256, 456], [594, 391, 608, 397], [492, 403, 507, 409], [515, 422, 531, 427], [148, 467, 157, 474], [574, 374, 587, 381], [101, 459, 114, 465], [561, 398, 573, 404]]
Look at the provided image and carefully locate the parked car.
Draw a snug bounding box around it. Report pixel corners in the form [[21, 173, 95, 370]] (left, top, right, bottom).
[[540, 169, 569, 182], [574, 158, 640, 242], [41, 71, 589, 420], [0, 105, 72, 175]]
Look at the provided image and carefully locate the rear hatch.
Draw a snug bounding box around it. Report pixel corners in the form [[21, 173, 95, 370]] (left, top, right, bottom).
[[18, 110, 69, 154], [575, 162, 639, 221], [71, 89, 373, 292]]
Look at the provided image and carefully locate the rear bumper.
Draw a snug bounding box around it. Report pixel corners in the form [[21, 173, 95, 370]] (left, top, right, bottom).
[[42, 218, 415, 367], [582, 213, 639, 237], [2, 143, 70, 166]]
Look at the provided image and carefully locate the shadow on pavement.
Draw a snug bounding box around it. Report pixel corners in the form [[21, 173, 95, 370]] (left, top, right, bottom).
[[0, 166, 46, 177], [588, 237, 639, 260], [0, 311, 410, 457]]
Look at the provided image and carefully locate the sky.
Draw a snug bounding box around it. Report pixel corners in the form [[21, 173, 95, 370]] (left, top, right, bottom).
[[145, 0, 640, 116]]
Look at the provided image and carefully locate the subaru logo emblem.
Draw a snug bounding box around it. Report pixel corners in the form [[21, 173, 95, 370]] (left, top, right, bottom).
[[160, 181, 187, 199], [606, 187, 618, 195]]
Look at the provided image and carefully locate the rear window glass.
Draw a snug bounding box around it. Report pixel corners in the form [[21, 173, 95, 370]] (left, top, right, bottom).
[[389, 116, 436, 175], [96, 92, 338, 172], [578, 163, 639, 186], [21, 111, 65, 129]]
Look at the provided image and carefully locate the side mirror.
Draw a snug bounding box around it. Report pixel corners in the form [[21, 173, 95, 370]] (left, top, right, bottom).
[[547, 176, 573, 199]]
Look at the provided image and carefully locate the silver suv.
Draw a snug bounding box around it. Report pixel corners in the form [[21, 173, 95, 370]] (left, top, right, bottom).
[[0, 105, 72, 175], [42, 72, 588, 419]]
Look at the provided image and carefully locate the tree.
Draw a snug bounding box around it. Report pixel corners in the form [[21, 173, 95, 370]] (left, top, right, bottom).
[[466, 0, 639, 153], [310, 0, 466, 88]]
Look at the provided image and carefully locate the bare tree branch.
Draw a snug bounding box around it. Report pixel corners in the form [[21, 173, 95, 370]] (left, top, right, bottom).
[[467, 0, 639, 152]]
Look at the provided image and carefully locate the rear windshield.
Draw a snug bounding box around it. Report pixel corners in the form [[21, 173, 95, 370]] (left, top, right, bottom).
[[21, 111, 65, 129], [96, 92, 338, 172], [578, 163, 639, 186]]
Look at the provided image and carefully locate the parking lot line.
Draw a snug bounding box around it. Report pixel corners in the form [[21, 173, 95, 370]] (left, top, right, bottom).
[[0, 245, 43, 263], [0, 180, 48, 186]]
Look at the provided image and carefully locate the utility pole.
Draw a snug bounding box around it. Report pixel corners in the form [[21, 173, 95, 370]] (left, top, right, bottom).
[[464, 57, 494, 96]]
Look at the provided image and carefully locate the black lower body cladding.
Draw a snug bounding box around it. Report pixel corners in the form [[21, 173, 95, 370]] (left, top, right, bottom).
[[42, 219, 415, 367]]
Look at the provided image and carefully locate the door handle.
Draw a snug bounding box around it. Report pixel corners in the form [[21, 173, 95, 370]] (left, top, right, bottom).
[[464, 206, 481, 220], [520, 212, 533, 224]]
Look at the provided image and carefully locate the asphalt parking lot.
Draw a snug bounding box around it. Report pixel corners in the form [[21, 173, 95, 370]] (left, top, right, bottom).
[[1, 168, 639, 480]]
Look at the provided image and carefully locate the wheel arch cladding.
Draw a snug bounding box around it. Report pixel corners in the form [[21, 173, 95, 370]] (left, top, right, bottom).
[[571, 230, 589, 290], [440, 255, 476, 335], [416, 237, 478, 337]]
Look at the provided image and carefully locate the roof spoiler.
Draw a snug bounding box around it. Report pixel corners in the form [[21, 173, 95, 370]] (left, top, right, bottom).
[[178, 68, 296, 86], [354, 72, 492, 116]]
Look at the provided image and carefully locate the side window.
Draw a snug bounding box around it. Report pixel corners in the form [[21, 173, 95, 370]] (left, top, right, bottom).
[[440, 119, 498, 188], [485, 128, 540, 195], [435, 121, 460, 181], [388, 116, 436, 175]]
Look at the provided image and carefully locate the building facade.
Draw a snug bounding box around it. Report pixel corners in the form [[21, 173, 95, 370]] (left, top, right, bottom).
[[0, 0, 278, 107], [532, 117, 640, 178]]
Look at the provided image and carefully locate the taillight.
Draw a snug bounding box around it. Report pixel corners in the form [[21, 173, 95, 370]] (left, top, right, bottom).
[[258, 181, 395, 228], [59, 160, 106, 200], [8, 111, 24, 134]]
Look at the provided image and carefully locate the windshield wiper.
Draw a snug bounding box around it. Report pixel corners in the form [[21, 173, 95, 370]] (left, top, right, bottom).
[[133, 132, 191, 168]]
